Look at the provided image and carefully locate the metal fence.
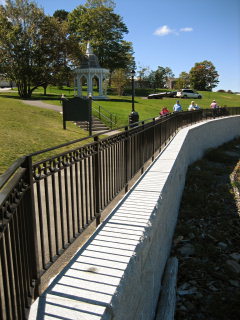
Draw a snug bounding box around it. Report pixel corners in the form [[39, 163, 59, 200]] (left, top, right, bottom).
[[0, 107, 240, 319]]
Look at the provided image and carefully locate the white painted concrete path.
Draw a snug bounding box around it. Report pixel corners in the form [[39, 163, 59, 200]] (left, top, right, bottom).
[[29, 116, 240, 320]]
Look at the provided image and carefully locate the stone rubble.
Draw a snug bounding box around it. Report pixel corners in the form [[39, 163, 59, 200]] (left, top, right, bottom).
[[171, 139, 240, 320]]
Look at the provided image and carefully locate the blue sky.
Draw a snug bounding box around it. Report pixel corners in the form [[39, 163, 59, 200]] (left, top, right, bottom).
[[1, 0, 240, 91]]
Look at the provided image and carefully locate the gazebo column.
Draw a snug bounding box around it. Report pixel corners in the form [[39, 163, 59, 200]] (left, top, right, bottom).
[[77, 75, 82, 96], [87, 73, 93, 97], [98, 73, 103, 96]]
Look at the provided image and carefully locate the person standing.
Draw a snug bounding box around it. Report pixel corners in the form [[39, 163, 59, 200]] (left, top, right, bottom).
[[173, 100, 182, 112]]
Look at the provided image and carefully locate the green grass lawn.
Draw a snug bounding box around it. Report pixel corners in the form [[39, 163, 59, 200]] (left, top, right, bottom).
[[1, 86, 240, 175], [0, 93, 92, 175]]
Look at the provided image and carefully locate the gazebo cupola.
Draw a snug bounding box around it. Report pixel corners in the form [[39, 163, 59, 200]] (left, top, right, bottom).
[[73, 42, 109, 99]]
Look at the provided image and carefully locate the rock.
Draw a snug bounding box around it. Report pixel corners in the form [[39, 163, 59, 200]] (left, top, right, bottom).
[[195, 292, 204, 299], [217, 242, 228, 249], [188, 232, 195, 239], [178, 243, 195, 256], [229, 252, 240, 262], [177, 287, 197, 296], [178, 305, 188, 311], [229, 279, 240, 287], [174, 235, 184, 245], [209, 284, 219, 292], [226, 260, 240, 273], [184, 300, 195, 311], [178, 282, 190, 291]]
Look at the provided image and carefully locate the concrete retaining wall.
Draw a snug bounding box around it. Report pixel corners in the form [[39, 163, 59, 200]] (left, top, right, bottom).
[[29, 116, 240, 320]]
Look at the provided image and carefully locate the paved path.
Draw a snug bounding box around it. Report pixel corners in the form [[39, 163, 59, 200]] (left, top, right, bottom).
[[22, 99, 62, 112], [22, 99, 122, 136]]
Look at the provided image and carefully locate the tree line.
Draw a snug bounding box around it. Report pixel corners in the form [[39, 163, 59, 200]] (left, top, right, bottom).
[[0, 0, 219, 98], [137, 61, 219, 92], [0, 0, 135, 98]]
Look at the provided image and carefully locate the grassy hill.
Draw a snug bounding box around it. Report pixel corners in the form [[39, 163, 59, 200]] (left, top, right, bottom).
[[0, 93, 91, 174], [0, 87, 240, 175]]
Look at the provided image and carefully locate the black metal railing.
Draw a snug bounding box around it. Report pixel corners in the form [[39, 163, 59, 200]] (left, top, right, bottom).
[[92, 102, 117, 129], [0, 107, 240, 319]]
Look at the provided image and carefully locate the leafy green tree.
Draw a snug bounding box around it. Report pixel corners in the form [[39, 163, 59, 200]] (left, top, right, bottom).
[[137, 66, 150, 88], [176, 71, 190, 89], [85, 0, 116, 9], [189, 60, 219, 91], [0, 0, 75, 98], [68, 4, 134, 75], [111, 68, 129, 95], [147, 66, 174, 89], [53, 9, 69, 21]]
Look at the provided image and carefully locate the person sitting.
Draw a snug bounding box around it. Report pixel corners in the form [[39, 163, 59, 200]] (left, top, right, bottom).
[[188, 101, 200, 111], [188, 101, 196, 110], [160, 107, 170, 116], [210, 100, 218, 108], [173, 100, 182, 112]]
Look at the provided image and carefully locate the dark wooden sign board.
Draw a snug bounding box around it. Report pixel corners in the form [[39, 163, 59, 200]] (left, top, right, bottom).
[[62, 97, 92, 135]]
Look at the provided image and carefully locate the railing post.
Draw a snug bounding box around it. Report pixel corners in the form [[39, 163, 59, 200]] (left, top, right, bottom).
[[94, 136, 101, 226], [141, 121, 145, 174], [89, 97, 92, 136], [22, 156, 41, 298], [152, 118, 155, 161], [124, 126, 130, 192]]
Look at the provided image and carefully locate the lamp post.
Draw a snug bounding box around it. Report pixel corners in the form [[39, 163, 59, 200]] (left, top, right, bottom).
[[129, 69, 139, 126], [131, 69, 135, 112]]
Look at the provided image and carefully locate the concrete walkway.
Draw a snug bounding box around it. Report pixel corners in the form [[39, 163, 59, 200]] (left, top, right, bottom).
[[28, 116, 240, 320]]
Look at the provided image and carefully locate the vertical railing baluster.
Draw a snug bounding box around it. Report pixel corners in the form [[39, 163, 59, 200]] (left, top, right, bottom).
[[0, 236, 12, 319], [58, 169, 65, 250], [93, 137, 101, 226], [64, 165, 70, 243], [22, 156, 40, 297], [69, 161, 76, 238], [124, 126, 130, 192], [80, 160, 85, 228], [43, 164, 54, 262], [75, 161, 80, 233], [51, 172, 59, 255]]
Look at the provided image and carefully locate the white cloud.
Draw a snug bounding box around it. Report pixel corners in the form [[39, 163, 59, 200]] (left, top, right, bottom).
[[180, 27, 193, 32], [153, 25, 175, 36], [0, 0, 6, 5], [154, 25, 193, 36]]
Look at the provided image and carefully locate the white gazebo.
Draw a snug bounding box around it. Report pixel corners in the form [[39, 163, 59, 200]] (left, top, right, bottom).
[[73, 42, 109, 99]]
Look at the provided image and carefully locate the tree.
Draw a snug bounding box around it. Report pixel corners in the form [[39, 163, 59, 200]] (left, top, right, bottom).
[[0, 0, 76, 98], [111, 68, 129, 95], [175, 71, 190, 89], [147, 66, 174, 89], [137, 66, 150, 88], [189, 60, 219, 91], [85, 0, 116, 9], [68, 4, 135, 75], [53, 9, 69, 21]]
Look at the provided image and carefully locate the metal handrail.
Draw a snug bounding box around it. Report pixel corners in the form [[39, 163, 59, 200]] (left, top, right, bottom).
[[0, 156, 26, 189], [92, 102, 117, 129], [1, 106, 240, 320]]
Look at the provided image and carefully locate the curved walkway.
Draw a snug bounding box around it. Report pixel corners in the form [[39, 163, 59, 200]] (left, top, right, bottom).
[[22, 99, 62, 112]]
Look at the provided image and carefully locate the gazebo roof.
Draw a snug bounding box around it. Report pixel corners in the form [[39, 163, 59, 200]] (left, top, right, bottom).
[[79, 42, 101, 69]]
